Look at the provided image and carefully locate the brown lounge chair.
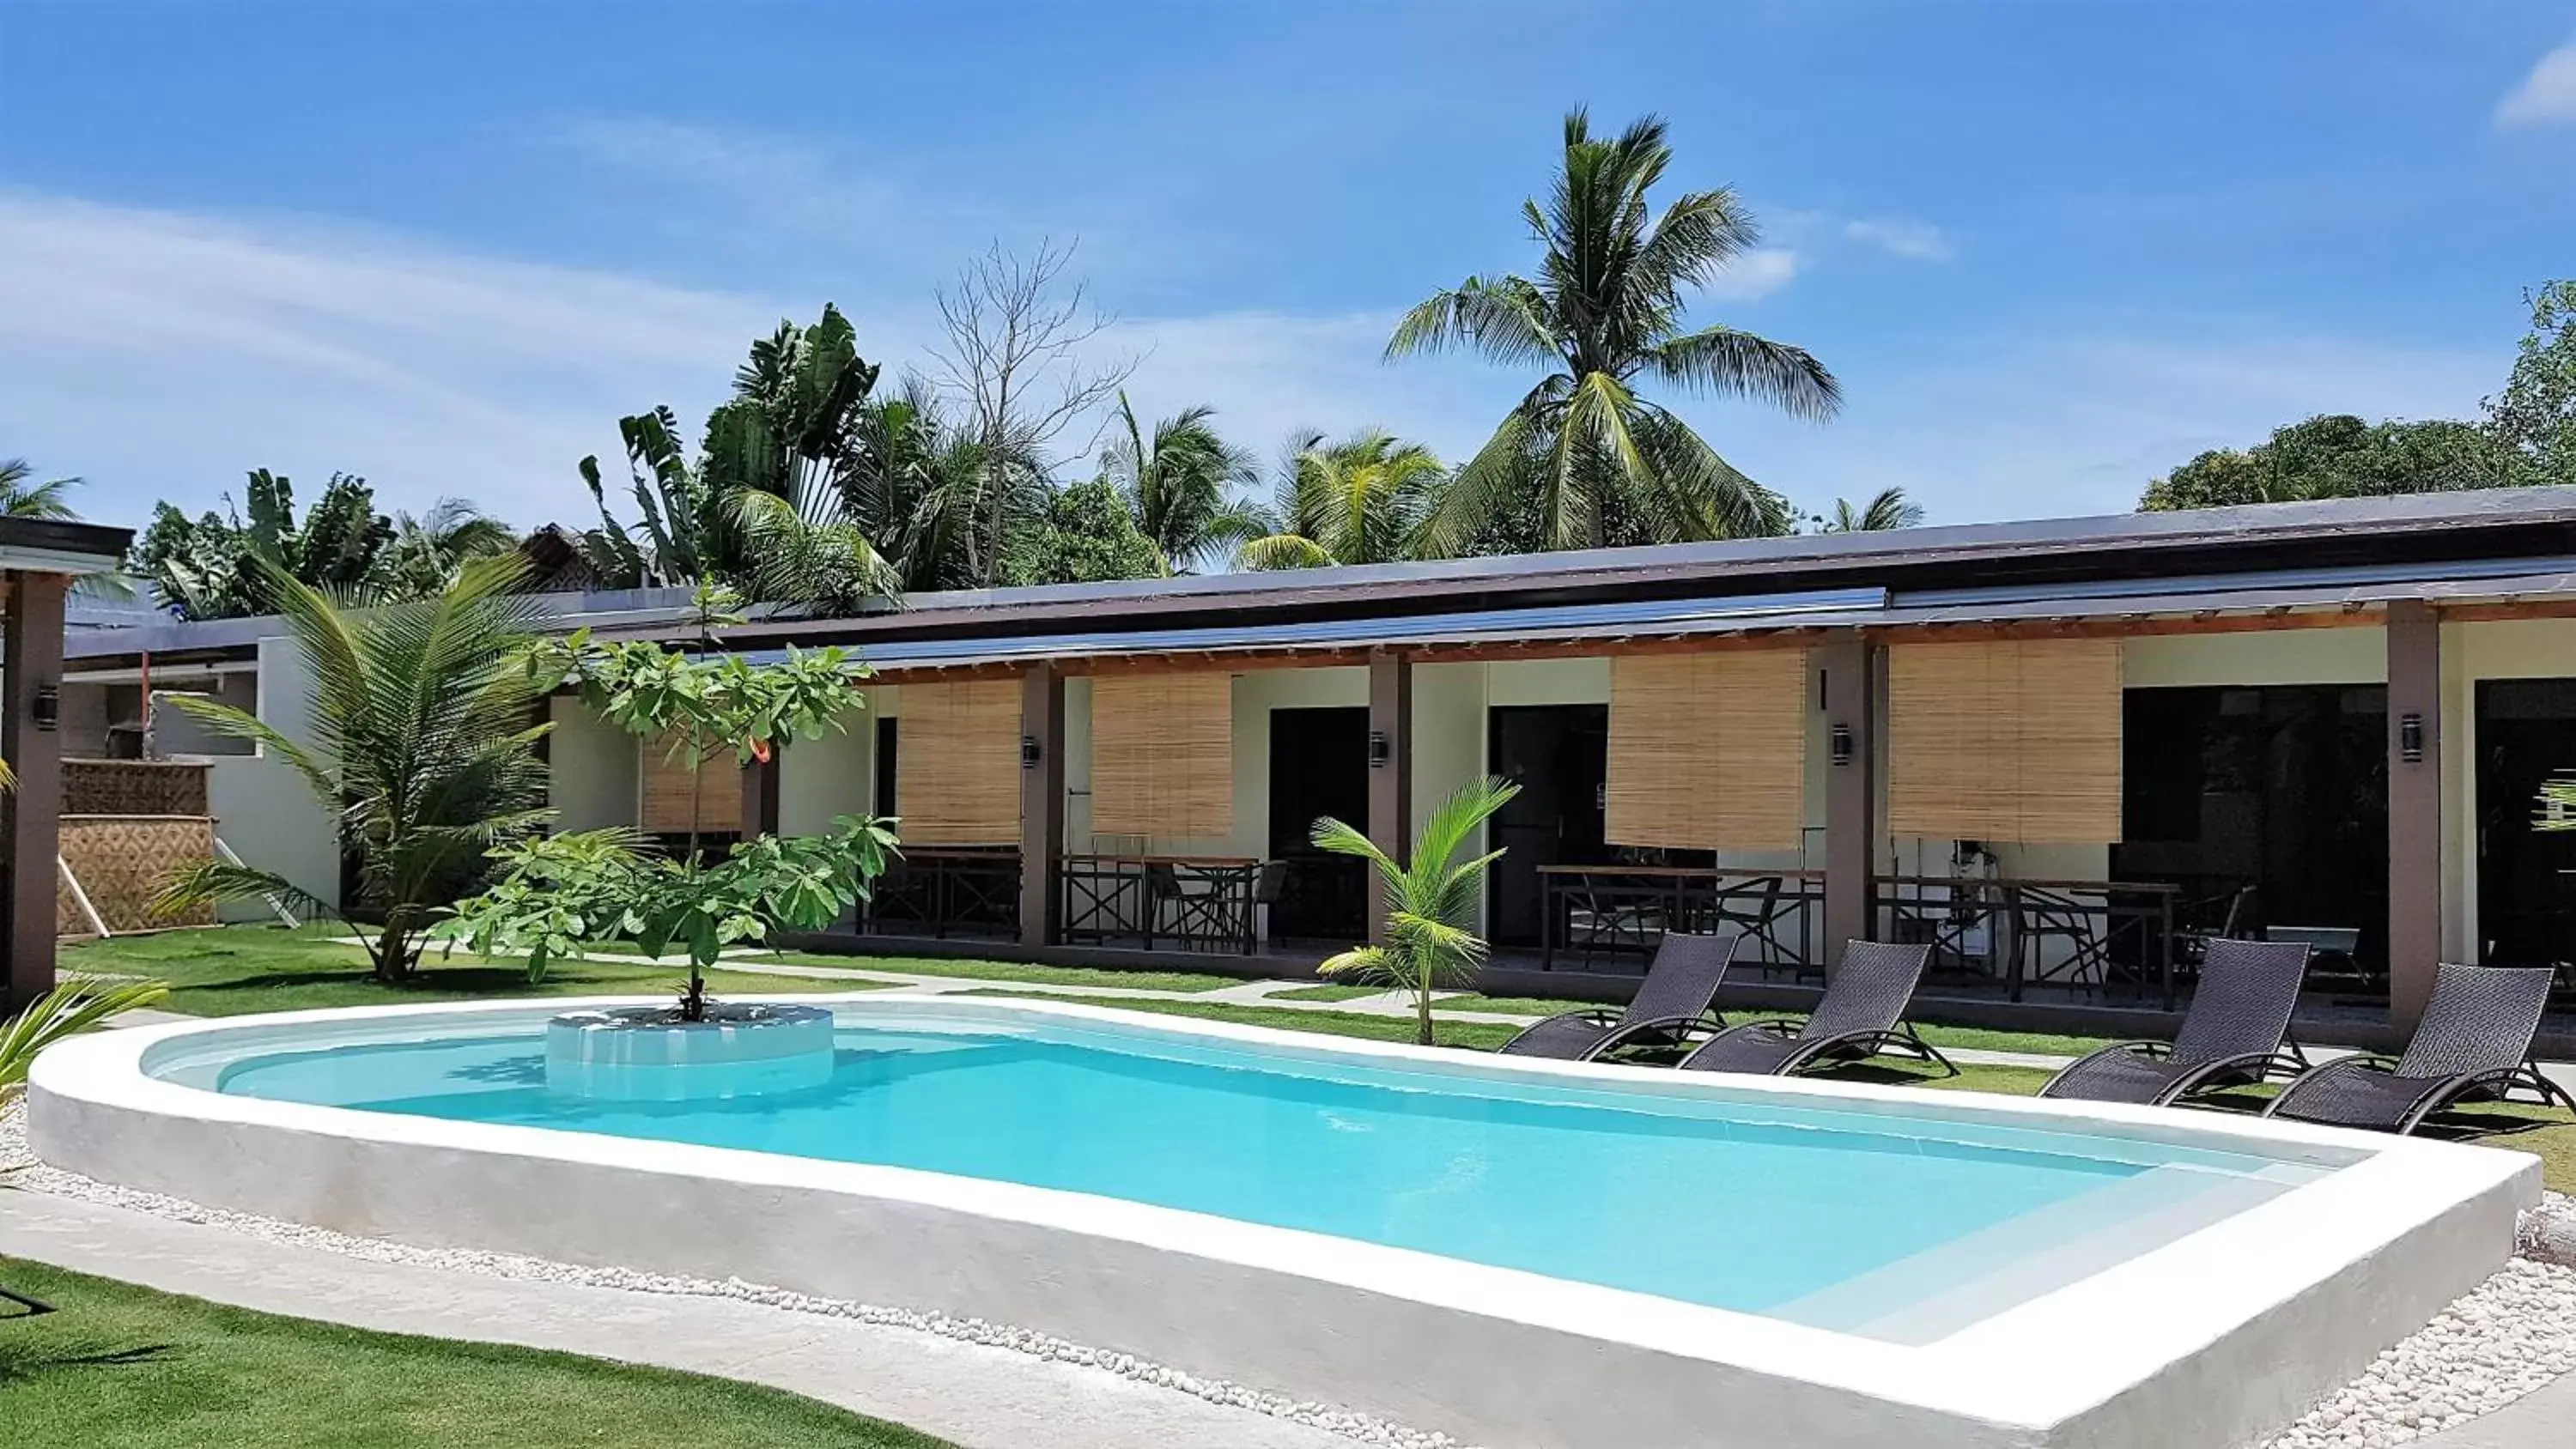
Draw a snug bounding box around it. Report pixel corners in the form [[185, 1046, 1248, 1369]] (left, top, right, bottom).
[[2264, 962, 2575, 1135], [2038, 937, 2312, 1106], [1676, 940, 1953, 1078], [1498, 931, 1746, 1061]]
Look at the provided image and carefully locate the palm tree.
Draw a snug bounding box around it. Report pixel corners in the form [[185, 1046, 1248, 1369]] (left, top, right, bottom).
[[1820, 487, 1925, 533], [1309, 776, 1519, 1046], [1387, 109, 1839, 554], [1, 979, 169, 1097], [1097, 393, 1263, 573], [156, 555, 554, 981], [375, 498, 520, 596], [1237, 430, 1449, 570], [845, 378, 1048, 593], [0, 460, 81, 520]]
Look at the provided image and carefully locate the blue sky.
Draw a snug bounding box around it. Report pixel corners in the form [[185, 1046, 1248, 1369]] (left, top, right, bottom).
[[4, 2, 2574, 536]]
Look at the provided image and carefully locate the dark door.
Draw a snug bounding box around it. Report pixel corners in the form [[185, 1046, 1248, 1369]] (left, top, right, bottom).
[[1486, 705, 1609, 946], [875, 717, 898, 815], [2477, 679, 2576, 968], [1268, 707, 1370, 940]]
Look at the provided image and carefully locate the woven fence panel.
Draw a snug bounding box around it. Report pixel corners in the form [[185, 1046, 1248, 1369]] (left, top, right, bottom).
[[896, 679, 1023, 845], [58, 815, 216, 934], [1886, 638, 2123, 843], [639, 733, 742, 834], [1606, 649, 1809, 851], [64, 759, 210, 816], [1090, 673, 1233, 840]]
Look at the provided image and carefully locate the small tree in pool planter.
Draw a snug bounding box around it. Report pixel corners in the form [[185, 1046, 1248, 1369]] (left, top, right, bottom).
[[437, 585, 897, 1021], [1309, 775, 1518, 1046]]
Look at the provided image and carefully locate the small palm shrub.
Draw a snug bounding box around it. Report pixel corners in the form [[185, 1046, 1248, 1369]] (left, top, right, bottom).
[[1309, 776, 1519, 1046]]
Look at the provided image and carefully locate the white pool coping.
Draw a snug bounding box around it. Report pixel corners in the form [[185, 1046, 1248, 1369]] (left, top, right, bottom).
[[27, 993, 2543, 1449]]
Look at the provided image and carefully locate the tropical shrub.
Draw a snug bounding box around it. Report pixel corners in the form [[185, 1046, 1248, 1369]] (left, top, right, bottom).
[[1309, 776, 1519, 1046]]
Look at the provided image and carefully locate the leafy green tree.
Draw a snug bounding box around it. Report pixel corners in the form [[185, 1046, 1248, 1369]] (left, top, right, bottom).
[[1237, 430, 1448, 570], [1011, 476, 1169, 585], [1817, 487, 1925, 532], [157, 555, 555, 980], [439, 585, 895, 1021], [0, 459, 83, 520], [578, 406, 723, 590], [131, 470, 400, 619], [2140, 415, 2513, 512], [1309, 776, 1519, 1046], [1096, 393, 1263, 573], [2486, 279, 2576, 487], [374, 499, 521, 598], [1388, 109, 1838, 553]]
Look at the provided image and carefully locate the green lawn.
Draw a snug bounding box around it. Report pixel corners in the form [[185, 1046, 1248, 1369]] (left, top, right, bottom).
[[759, 949, 1240, 994], [60, 928, 899, 1018], [0, 1256, 949, 1449]]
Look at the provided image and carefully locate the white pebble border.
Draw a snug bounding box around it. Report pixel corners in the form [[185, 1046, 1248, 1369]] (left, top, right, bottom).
[[7, 1096, 2576, 1449]]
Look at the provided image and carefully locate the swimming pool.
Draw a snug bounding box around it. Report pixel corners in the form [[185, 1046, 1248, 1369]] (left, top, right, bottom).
[[195, 1012, 2330, 1342], [28, 994, 2542, 1449]]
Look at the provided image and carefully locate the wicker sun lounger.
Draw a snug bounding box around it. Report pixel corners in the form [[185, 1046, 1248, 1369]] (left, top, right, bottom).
[[1675, 940, 1953, 1078], [1498, 930, 1745, 1061], [2264, 962, 2575, 1135], [2039, 937, 2312, 1106]]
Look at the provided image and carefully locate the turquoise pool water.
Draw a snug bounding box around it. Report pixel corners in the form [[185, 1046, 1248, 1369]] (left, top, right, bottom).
[[197, 1011, 2335, 1337]]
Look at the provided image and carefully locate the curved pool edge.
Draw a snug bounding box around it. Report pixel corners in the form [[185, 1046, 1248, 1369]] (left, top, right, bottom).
[[27, 994, 2543, 1449]]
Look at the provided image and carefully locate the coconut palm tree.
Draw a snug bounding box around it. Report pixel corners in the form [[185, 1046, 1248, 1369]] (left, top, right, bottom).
[[374, 498, 520, 596], [156, 555, 554, 981], [1237, 430, 1449, 570], [1096, 393, 1263, 573], [1820, 487, 1925, 533], [1, 979, 169, 1097], [842, 378, 1048, 593], [1309, 776, 1520, 1046], [0, 459, 81, 520], [1387, 109, 1839, 554]]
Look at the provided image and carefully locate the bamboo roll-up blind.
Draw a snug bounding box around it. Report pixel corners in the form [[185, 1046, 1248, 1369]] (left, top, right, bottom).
[[895, 679, 1024, 844], [639, 732, 742, 834], [1886, 638, 2123, 842], [1090, 672, 1233, 839], [1605, 650, 1809, 851]]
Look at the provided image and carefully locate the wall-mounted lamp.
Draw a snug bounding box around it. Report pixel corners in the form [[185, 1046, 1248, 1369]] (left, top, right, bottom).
[[1019, 735, 1042, 769], [1367, 730, 1391, 768], [31, 683, 58, 733], [2399, 712, 2425, 764], [1829, 722, 1853, 767]]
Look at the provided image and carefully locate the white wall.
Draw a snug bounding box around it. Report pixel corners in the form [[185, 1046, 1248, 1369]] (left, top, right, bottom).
[[545, 697, 638, 834], [781, 712, 875, 837], [204, 637, 340, 919]]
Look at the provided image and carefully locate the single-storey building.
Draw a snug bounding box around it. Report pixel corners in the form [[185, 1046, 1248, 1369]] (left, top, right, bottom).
[[62, 488, 2576, 1046]]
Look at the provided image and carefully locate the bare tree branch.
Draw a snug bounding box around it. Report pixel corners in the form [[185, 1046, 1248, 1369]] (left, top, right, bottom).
[[930, 238, 1137, 584]]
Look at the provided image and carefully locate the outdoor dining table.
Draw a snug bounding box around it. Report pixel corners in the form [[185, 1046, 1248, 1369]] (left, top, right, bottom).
[[1060, 853, 1265, 953]]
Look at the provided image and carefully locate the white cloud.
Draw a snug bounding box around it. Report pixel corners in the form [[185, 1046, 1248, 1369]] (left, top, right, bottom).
[[1842, 217, 1954, 263], [1704, 248, 1800, 301], [2497, 42, 2576, 128]]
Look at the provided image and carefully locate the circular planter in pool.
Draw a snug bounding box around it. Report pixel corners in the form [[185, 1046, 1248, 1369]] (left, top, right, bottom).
[[544, 1003, 835, 1101]]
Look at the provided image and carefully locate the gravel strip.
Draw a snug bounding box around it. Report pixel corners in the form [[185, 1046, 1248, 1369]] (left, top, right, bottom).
[[0, 1099, 1459, 1449], [8, 1095, 2576, 1448]]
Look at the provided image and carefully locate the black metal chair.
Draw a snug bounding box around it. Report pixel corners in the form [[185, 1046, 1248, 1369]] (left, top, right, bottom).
[[1249, 859, 1289, 948], [1715, 876, 1804, 979], [2265, 962, 2576, 1135], [2008, 884, 2116, 997], [2039, 937, 2312, 1106], [1677, 940, 1955, 1078], [1499, 931, 1746, 1061]]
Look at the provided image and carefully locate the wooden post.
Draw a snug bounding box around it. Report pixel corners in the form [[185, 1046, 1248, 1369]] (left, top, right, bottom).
[[3, 572, 67, 1012], [1019, 662, 1066, 949], [1366, 650, 1413, 943], [2386, 600, 2443, 1028], [1820, 632, 1877, 976]]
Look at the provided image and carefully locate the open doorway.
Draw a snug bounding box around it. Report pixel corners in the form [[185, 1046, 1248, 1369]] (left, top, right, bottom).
[[1486, 704, 1609, 947], [2477, 679, 2576, 970], [1267, 706, 1370, 940]]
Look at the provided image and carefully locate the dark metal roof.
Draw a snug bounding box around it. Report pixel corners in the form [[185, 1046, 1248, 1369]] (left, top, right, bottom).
[[0, 515, 132, 573], [62, 487, 2576, 667]]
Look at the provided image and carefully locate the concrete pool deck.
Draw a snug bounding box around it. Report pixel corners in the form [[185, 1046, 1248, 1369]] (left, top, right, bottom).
[[0, 1189, 1363, 1449]]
